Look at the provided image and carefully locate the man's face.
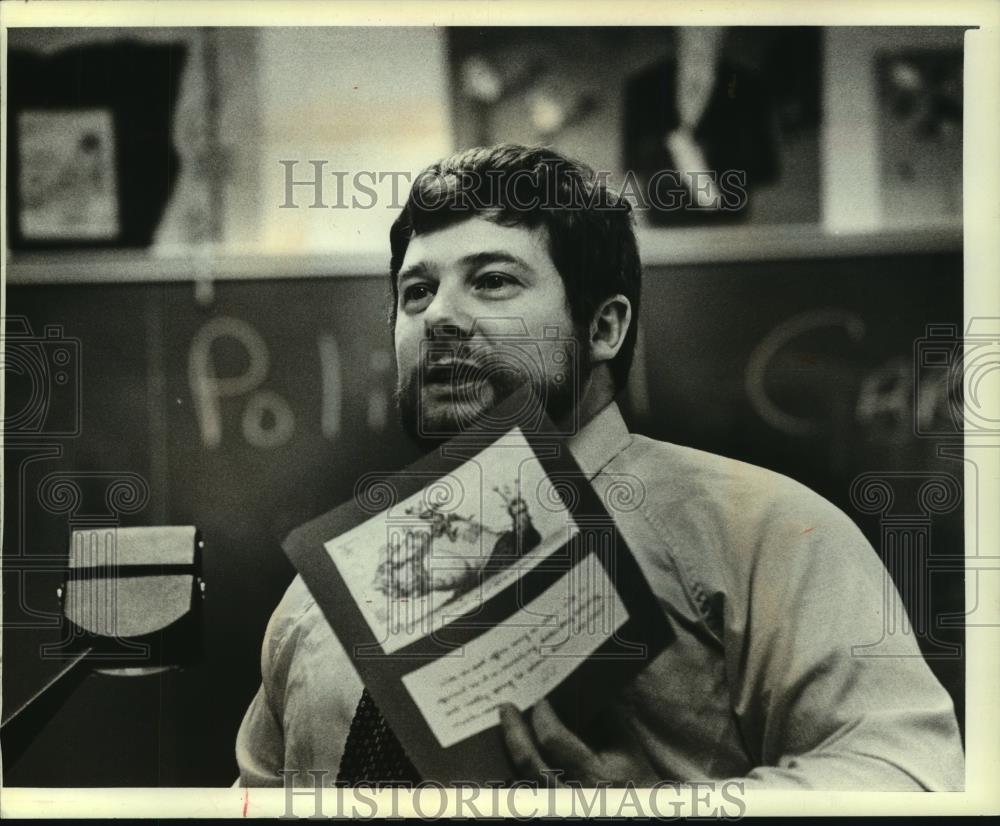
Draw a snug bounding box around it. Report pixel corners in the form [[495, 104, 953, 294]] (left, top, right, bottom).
[[393, 216, 588, 443]]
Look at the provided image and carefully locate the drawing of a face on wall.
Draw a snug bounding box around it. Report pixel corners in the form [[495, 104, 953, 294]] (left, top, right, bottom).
[[324, 428, 579, 654]]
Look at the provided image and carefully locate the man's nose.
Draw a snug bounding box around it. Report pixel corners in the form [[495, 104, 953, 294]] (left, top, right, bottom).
[[422, 283, 473, 339]]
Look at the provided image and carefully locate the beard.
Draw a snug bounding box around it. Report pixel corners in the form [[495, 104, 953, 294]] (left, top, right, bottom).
[[394, 332, 591, 450]]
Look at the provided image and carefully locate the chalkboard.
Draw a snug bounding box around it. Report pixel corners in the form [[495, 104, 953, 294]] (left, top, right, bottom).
[[2, 250, 964, 785]]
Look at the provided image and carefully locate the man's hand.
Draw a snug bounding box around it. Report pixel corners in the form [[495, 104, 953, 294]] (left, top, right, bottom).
[[499, 700, 659, 787]]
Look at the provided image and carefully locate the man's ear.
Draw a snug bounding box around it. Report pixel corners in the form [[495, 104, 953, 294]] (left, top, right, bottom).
[[588, 294, 632, 364]]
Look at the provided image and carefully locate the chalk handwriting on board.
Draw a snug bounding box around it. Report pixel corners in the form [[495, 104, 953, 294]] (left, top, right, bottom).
[[746, 308, 866, 436], [366, 349, 393, 431], [318, 332, 342, 440], [242, 389, 295, 448], [855, 356, 956, 434], [188, 317, 391, 449], [189, 317, 275, 449], [747, 309, 954, 437]]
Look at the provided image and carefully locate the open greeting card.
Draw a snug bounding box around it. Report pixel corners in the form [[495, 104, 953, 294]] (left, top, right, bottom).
[[283, 390, 674, 782]]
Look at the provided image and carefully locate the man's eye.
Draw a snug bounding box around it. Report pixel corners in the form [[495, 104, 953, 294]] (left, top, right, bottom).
[[475, 273, 517, 292], [402, 283, 433, 305]]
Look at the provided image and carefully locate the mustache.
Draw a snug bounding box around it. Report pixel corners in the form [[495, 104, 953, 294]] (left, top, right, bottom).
[[417, 348, 519, 384]]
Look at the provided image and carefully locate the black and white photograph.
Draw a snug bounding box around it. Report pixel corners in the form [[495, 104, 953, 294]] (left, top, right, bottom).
[[1, 0, 998, 819]]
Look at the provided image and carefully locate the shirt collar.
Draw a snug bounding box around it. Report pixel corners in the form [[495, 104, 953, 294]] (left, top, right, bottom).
[[564, 401, 633, 481]]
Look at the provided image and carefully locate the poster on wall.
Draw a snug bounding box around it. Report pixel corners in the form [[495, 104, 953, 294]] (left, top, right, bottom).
[[6, 41, 186, 250], [17, 109, 120, 242], [876, 49, 963, 227], [448, 27, 823, 228]]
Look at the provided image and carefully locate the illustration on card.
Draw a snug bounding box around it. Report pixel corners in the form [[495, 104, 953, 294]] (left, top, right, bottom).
[[324, 429, 578, 653]]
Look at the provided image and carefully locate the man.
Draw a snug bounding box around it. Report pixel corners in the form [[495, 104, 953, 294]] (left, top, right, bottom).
[[236, 144, 964, 789]]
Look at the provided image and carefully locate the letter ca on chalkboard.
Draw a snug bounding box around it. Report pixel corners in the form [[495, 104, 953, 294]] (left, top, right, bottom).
[[745, 309, 960, 437], [187, 316, 393, 449]]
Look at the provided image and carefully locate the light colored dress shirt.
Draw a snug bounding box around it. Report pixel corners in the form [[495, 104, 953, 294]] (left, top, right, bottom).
[[236, 401, 964, 789]]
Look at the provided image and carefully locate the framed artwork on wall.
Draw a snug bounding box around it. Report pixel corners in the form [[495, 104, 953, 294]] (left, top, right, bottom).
[[6, 40, 187, 250]]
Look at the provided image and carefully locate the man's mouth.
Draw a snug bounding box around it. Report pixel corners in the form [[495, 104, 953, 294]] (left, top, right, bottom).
[[421, 360, 486, 385]]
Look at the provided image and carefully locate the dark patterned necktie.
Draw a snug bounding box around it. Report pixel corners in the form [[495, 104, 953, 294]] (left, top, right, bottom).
[[336, 687, 421, 785]]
